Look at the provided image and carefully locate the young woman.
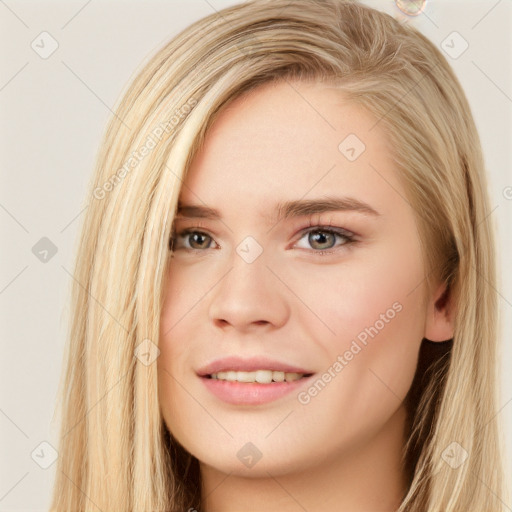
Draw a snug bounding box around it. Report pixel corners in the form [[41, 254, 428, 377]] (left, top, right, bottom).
[[50, 1, 507, 510]]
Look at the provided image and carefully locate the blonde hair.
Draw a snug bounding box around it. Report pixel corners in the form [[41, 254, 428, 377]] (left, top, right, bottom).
[[50, 0, 506, 510]]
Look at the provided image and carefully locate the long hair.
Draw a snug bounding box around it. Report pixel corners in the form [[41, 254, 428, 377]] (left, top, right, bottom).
[[50, 1, 506, 510]]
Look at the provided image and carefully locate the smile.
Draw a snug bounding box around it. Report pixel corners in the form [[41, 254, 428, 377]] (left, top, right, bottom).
[[208, 370, 310, 383]]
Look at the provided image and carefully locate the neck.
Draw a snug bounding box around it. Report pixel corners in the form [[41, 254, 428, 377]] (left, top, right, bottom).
[[200, 403, 409, 511]]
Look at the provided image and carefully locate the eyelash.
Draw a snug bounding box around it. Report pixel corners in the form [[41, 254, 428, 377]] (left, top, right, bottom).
[[169, 220, 356, 256]]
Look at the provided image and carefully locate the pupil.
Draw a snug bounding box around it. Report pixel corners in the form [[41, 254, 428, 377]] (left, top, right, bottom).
[[191, 233, 208, 249], [310, 231, 334, 249]]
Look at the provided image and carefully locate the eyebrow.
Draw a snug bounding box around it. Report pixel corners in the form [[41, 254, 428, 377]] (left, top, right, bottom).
[[175, 196, 381, 224]]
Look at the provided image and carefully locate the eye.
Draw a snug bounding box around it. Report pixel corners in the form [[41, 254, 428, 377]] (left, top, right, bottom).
[[168, 224, 356, 255], [293, 225, 355, 254], [169, 229, 218, 252]]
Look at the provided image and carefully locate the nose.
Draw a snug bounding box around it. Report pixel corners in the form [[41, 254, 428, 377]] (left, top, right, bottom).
[[208, 251, 290, 333]]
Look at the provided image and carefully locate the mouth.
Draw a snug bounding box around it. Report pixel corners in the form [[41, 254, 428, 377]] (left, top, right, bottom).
[[196, 356, 315, 405], [206, 370, 314, 383]]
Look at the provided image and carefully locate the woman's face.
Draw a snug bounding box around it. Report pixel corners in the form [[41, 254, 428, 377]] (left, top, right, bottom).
[[158, 79, 437, 478]]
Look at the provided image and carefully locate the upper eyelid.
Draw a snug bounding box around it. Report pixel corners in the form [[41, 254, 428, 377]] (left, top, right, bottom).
[[171, 224, 354, 238], [172, 218, 354, 233]]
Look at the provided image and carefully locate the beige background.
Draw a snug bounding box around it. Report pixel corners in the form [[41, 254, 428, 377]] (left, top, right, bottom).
[[0, 0, 510, 509]]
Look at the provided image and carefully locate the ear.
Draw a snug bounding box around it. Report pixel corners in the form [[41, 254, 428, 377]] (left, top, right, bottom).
[[424, 281, 454, 342]]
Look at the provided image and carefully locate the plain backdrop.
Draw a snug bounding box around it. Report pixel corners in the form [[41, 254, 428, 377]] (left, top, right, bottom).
[[0, 0, 511, 510]]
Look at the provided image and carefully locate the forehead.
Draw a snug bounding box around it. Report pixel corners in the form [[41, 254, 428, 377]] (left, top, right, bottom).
[[179, 80, 402, 218]]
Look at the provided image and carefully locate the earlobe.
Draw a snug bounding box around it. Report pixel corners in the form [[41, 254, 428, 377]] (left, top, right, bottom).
[[424, 282, 455, 342]]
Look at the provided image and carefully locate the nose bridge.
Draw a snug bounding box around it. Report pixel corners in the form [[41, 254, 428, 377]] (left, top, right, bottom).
[[208, 237, 289, 330]]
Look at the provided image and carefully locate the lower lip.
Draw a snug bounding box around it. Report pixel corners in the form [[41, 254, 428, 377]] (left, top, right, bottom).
[[200, 375, 314, 405]]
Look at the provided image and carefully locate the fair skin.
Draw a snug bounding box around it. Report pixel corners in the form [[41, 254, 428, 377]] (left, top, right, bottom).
[[158, 79, 454, 511]]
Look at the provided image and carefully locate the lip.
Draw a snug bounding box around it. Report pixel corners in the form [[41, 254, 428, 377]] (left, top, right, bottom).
[[197, 356, 315, 406], [196, 356, 313, 376], [200, 376, 314, 405]]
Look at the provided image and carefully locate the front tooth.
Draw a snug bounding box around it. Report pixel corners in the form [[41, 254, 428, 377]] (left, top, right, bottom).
[[210, 370, 305, 382], [226, 371, 238, 382], [237, 371, 257, 383], [285, 372, 302, 382], [255, 370, 273, 383], [272, 371, 285, 382]]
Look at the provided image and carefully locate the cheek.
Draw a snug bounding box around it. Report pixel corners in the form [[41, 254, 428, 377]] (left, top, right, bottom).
[[157, 273, 191, 429], [157, 330, 193, 445], [290, 241, 426, 430], [158, 264, 205, 371], [288, 239, 425, 350], [158, 265, 191, 335], [300, 297, 422, 453], [157, 263, 224, 445]]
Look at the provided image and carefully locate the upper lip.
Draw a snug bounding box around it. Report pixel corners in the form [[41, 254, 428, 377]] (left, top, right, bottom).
[[196, 356, 314, 377]]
